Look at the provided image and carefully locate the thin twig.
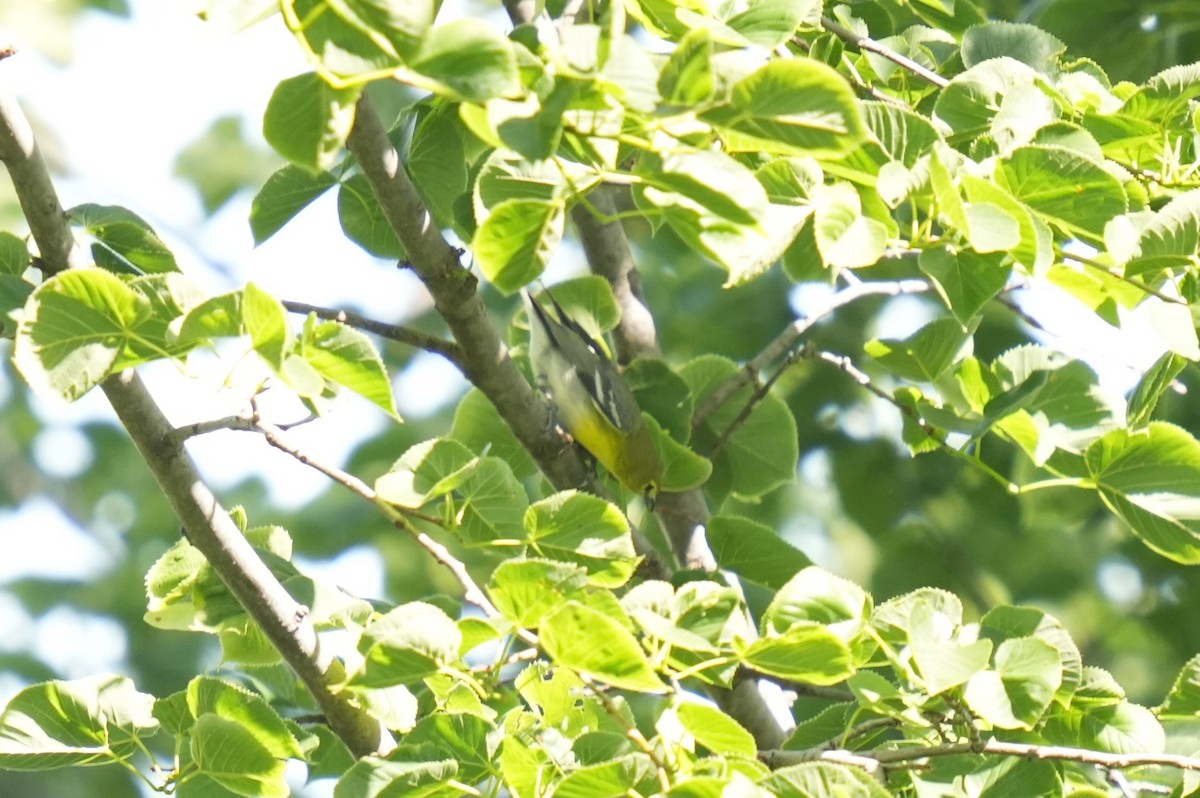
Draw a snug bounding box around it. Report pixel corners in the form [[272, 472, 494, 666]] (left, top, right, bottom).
[[172, 411, 257, 441], [808, 348, 1020, 494], [820, 17, 950, 89], [694, 279, 929, 428], [584, 677, 674, 791], [707, 351, 794, 461], [250, 401, 508, 624], [763, 737, 1200, 772], [1061, 250, 1188, 305], [995, 295, 1053, 335], [282, 299, 465, 366]]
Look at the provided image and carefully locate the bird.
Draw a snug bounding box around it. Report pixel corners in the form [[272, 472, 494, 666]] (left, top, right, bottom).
[[522, 288, 663, 505]]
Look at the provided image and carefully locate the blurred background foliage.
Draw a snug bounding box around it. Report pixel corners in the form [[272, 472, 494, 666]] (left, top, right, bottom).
[[2, 0, 1200, 794]]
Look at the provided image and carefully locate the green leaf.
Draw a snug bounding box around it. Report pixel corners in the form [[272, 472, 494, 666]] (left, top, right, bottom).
[[707, 515, 811, 590], [1158, 653, 1200, 718], [962, 175, 1053, 275], [450, 389, 537, 479], [69, 204, 178, 274], [633, 149, 810, 284], [398, 713, 495, 784], [1127, 352, 1188, 430], [1045, 263, 1137, 327], [1085, 423, 1200, 563], [674, 702, 756, 757], [862, 102, 941, 168], [812, 183, 888, 270], [762, 566, 871, 635], [524, 492, 638, 588], [650, 415, 712, 492], [964, 637, 1062, 729], [406, 100, 476, 235], [760, 761, 892, 798], [337, 172, 404, 258], [874, 587, 964, 644], [625, 358, 694, 444], [979, 605, 1083, 704], [919, 246, 1011, 325], [0, 275, 33, 337], [604, 34, 661, 114], [470, 138, 568, 213], [638, 149, 764, 228], [0, 675, 158, 770], [1122, 62, 1200, 127], [911, 755, 1060, 798], [725, 0, 819, 48], [1070, 667, 1126, 709], [334, 756, 457, 798], [704, 58, 867, 157], [908, 599, 993, 695], [0, 231, 30, 275], [354, 602, 462, 687], [190, 714, 288, 798], [553, 753, 655, 798], [963, 201, 1022, 253], [177, 291, 246, 344], [286, 0, 430, 78], [410, 18, 519, 102], [262, 72, 359, 172], [243, 282, 290, 370], [250, 164, 337, 245], [739, 622, 854, 684], [375, 438, 477, 508], [934, 57, 1040, 139], [996, 145, 1126, 239], [961, 22, 1066, 72], [300, 316, 401, 421], [14, 268, 194, 401], [488, 559, 590, 628], [456, 457, 529, 544], [539, 602, 665, 692], [1079, 702, 1165, 755], [1121, 188, 1200, 276], [624, 583, 723, 658], [989, 346, 1113, 447], [865, 317, 971, 382], [658, 28, 716, 106], [473, 199, 565, 295], [187, 677, 303, 760], [144, 536, 213, 631]]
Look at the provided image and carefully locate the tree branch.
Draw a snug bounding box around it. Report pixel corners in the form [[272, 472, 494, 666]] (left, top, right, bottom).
[[571, 190, 660, 361], [343, 96, 600, 505], [763, 737, 1200, 774], [0, 89, 88, 272], [0, 79, 390, 758], [820, 17, 950, 89]]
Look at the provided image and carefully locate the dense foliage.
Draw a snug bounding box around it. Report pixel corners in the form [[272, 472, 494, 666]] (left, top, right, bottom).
[[4, 0, 1200, 796]]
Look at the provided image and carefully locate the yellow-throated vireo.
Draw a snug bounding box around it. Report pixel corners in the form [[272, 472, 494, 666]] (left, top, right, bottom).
[[523, 289, 663, 504]]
